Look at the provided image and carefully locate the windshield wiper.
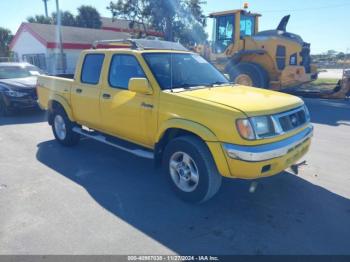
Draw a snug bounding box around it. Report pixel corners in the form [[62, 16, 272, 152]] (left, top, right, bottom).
[[172, 83, 203, 89]]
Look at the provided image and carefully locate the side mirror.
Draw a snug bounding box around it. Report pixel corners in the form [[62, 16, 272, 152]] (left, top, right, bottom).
[[128, 78, 153, 95]]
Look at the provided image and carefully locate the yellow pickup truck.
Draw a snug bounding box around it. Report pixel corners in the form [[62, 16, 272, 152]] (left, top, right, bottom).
[[37, 39, 313, 203]]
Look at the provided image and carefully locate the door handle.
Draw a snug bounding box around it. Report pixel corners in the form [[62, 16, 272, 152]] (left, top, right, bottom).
[[76, 88, 82, 94], [102, 93, 111, 99]]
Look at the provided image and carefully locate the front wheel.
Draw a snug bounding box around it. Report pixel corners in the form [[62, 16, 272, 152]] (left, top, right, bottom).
[[162, 136, 222, 203], [52, 108, 80, 146]]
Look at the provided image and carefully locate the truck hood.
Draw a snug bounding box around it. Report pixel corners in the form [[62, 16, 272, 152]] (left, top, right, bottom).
[[176, 85, 303, 116]]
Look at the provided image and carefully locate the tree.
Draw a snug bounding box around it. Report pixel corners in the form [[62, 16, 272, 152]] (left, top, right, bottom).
[[107, 0, 207, 43], [0, 27, 13, 57], [107, 0, 151, 37], [27, 15, 52, 24], [176, 22, 208, 46], [27, 6, 102, 29], [336, 52, 345, 60], [152, 0, 207, 42], [52, 11, 76, 26], [76, 5, 102, 29]]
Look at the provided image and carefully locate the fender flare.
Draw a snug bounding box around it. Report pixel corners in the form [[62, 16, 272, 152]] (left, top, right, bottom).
[[226, 49, 267, 70], [156, 118, 218, 143], [48, 94, 74, 121]]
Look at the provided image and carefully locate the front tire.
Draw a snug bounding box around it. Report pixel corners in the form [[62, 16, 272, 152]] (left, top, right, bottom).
[[52, 108, 80, 146], [162, 136, 222, 203]]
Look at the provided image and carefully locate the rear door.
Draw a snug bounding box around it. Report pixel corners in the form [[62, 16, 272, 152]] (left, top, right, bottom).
[[71, 53, 104, 128]]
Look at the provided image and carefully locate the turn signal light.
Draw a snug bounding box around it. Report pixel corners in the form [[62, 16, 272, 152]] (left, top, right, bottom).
[[236, 119, 255, 140]]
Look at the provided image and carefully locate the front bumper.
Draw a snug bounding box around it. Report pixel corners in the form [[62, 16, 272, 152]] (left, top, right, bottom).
[[2, 93, 38, 109], [223, 126, 313, 162], [218, 125, 313, 179]]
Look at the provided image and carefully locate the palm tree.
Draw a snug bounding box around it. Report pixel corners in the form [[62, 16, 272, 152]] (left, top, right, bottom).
[[43, 0, 49, 17], [76, 5, 102, 29]]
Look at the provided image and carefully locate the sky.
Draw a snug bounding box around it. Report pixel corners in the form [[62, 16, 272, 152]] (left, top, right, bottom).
[[0, 0, 349, 54]]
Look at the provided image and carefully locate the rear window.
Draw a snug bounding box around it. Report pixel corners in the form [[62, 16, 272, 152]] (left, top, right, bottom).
[[81, 54, 104, 84]]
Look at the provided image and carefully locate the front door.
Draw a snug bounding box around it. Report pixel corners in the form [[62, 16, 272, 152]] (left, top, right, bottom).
[[100, 54, 157, 147]]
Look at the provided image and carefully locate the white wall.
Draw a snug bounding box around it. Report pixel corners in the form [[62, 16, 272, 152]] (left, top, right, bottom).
[[11, 29, 83, 75], [47, 49, 82, 74], [63, 49, 81, 74], [11, 30, 47, 60]]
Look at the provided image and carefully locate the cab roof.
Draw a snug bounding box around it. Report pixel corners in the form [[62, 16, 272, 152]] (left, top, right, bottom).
[[209, 9, 261, 17], [92, 39, 188, 52]]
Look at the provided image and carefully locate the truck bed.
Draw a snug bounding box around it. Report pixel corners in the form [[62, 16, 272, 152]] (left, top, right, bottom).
[[37, 75, 74, 110]]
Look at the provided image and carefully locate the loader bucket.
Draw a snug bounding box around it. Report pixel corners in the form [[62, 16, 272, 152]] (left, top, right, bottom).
[[320, 78, 350, 99]]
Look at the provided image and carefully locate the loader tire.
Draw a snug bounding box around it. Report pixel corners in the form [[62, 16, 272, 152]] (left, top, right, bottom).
[[228, 62, 269, 88]]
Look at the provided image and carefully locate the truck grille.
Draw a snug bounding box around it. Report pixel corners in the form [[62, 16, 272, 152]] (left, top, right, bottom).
[[300, 42, 311, 73], [275, 107, 307, 132]]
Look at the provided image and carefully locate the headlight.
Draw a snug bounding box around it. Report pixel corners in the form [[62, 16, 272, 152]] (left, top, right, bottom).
[[236, 107, 310, 140], [236, 119, 255, 140], [236, 116, 275, 140], [303, 104, 311, 121], [250, 116, 275, 138], [5, 90, 27, 98]]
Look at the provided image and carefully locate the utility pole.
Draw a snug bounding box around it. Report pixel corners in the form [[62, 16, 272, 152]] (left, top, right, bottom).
[[43, 0, 49, 17], [55, 0, 65, 73]]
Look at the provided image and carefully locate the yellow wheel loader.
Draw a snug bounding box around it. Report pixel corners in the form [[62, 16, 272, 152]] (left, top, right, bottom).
[[196, 9, 319, 90]]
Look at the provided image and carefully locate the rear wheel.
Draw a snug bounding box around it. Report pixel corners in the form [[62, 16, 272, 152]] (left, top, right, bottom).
[[52, 108, 80, 146], [227, 62, 269, 88], [162, 136, 222, 203]]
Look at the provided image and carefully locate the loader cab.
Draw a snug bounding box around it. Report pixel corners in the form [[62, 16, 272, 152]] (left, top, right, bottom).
[[210, 10, 260, 54]]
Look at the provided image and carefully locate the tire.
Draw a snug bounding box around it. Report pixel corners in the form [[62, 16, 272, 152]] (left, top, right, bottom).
[[162, 136, 222, 203], [52, 107, 80, 146], [227, 62, 269, 88], [0, 97, 10, 117]]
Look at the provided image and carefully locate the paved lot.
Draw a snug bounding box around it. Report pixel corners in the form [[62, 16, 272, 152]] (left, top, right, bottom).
[[0, 98, 350, 255], [318, 69, 344, 79]]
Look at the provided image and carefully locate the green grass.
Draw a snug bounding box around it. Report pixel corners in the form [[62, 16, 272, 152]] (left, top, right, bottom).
[[302, 78, 339, 92], [311, 78, 339, 86]]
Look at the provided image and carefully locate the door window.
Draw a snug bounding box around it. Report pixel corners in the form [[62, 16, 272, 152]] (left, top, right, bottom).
[[217, 15, 234, 41], [81, 54, 104, 85], [108, 54, 146, 89], [214, 15, 235, 53], [22, 54, 47, 70], [240, 14, 255, 38]]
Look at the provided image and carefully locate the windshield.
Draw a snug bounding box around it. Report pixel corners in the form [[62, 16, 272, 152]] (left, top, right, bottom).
[[0, 65, 43, 79], [142, 53, 229, 90]]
